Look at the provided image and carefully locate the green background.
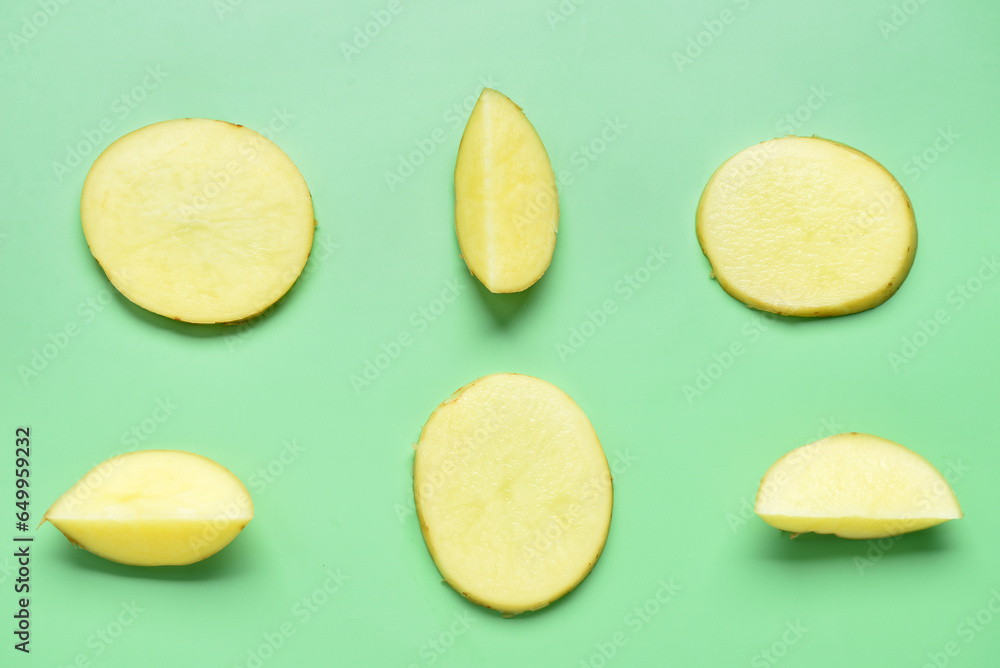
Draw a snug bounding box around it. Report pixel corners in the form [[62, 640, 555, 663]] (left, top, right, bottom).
[[2, 0, 998, 666]]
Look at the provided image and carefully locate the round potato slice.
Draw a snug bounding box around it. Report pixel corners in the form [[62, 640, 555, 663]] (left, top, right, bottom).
[[414, 373, 612, 614], [81, 118, 315, 323], [755, 432, 962, 539], [44, 450, 253, 566], [697, 136, 916, 316]]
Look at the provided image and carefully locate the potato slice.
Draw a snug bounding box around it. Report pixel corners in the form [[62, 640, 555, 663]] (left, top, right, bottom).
[[755, 433, 962, 539], [81, 118, 315, 323], [44, 450, 253, 566], [414, 373, 612, 614], [455, 89, 559, 293], [696, 137, 916, 316]]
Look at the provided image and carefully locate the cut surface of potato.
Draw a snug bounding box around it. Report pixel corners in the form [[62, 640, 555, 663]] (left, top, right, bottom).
[[755, 433, 961, 539], [414, 373, 611, 614], [455, 89, 558, 293], [44, 450, 253, 566], [81, 118, 315, 323], [697, 136, 916, 316]]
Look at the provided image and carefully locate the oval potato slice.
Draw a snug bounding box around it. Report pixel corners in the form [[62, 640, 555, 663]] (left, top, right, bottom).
[[414, 373, 612, 614], [44, 450, 253, 566], [697, 137, 916, 316], [81, 118, 315, 323]]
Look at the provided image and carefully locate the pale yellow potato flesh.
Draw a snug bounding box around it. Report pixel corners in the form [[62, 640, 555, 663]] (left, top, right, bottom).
[[81, 118, 315, 323], [455, 89, 559, 293], [697, 136, 916, 316], [414, 373, 612, 614], [44, 450, 253, 566], [755, 433, 962, 539]]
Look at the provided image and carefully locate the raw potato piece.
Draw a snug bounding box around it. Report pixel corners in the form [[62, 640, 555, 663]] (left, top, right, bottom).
[[81, 118, 315, 323], [414, 374, 612, 614], [455, 89, 559, 293], [755, 433, 962, 539], [697, 137, 916, 316], [43, 450, 253, 566]]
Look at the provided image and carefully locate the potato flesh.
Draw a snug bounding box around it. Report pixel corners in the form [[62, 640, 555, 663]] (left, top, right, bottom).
[[755, 433, 961, 539], [414, 374, 611, 614], [81, 118, 315, 323], [44, 450, 253, 566], [697, 137, 916, 316], [455, 89, 558, 293]]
